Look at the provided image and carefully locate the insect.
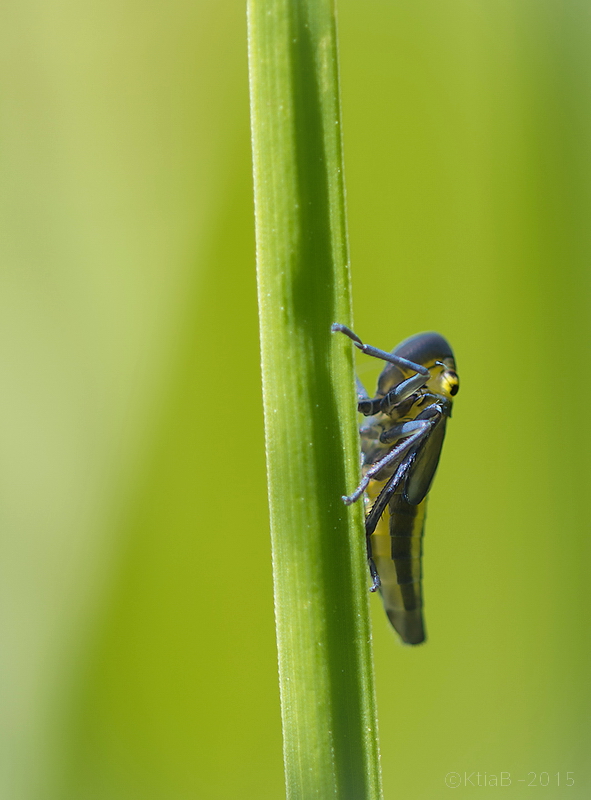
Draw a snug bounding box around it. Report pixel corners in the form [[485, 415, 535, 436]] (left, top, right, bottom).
[[332, 323, 459, 645]]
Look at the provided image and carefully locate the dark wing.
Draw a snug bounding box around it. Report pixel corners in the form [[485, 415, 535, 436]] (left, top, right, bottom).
[[365, 449, 428, 646], [404, 414, 448, 505]]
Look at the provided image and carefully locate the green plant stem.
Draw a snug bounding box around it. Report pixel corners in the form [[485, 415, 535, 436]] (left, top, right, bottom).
[[247, 1, 382, 798]]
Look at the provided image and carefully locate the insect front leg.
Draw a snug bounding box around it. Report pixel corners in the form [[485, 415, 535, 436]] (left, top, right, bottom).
[[332, 323, 431, 411], [332, 323, 430, 377]]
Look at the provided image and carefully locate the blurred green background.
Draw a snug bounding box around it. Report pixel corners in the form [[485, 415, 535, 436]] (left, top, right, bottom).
[[2, 0, 590, 798]]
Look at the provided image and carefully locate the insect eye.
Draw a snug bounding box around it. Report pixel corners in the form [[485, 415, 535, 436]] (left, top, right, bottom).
[[442, 370, 459, 396]]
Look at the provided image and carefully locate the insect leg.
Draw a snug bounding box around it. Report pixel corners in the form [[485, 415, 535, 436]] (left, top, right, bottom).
[[380, 372, 429, 408], [379, 413, 439, 444], [332, 323, 430, 376], [332, 323, 431, 408], [367, 548, 381, 592], [354, 377, 390, 418], [342, 420, 431, 505]]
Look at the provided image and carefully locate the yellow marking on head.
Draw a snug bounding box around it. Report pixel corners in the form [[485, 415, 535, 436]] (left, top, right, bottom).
[[427, 358, 459, 400]]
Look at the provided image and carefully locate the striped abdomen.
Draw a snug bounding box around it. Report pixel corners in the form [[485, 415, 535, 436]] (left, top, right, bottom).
[[367, 480, 427, 645]]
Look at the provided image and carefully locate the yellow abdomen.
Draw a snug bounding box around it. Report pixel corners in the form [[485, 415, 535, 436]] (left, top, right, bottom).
[[367, 479, 427, 645]]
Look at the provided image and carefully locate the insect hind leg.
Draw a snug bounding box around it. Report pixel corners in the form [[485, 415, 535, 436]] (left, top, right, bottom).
[[367, 549, 381, 592], [342, 420, 431, 505]]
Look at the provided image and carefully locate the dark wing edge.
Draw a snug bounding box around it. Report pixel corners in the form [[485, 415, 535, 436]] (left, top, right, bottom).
[[404, 414, 448, 505]]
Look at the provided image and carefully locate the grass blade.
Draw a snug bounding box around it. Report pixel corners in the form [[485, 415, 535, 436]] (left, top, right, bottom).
[[247, 1, 383, 798]]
